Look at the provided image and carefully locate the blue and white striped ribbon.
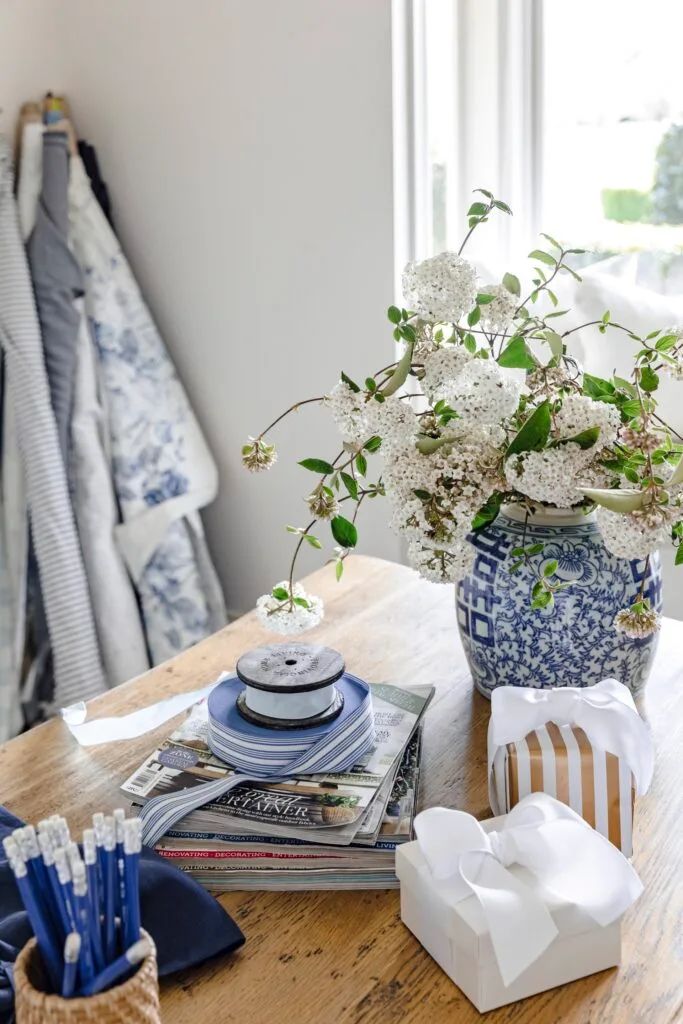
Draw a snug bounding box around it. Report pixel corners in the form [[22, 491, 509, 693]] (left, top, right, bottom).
[[139, 674, 375, 848]]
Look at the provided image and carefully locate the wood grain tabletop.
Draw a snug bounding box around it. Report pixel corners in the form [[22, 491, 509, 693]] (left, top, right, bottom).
[[1, 555, 681, 1024]]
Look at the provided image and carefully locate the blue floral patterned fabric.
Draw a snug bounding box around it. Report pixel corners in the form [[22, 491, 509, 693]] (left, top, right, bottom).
[[68, 159, 226, 663]]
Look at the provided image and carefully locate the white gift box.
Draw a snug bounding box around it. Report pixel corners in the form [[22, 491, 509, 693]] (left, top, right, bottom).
[[396, 814, 624, 1014]]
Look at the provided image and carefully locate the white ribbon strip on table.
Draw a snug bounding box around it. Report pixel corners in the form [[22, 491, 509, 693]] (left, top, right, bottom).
[[414, 792, 643, 987], [62, 672, 376, 849], [487, 678, 654, 813]]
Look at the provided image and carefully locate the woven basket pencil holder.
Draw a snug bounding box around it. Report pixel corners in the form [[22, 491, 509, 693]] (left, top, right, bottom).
[[14, 928, 161, 1024]]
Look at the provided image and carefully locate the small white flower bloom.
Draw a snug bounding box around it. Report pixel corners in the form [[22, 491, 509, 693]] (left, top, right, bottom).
[[505, 444, 590, 508], [306, 488, 339, 519], [421, 345, 473, 402], [596, 506, 673, 560], [325, 381, 371, 445], [614, 604, 660, 638], [242, 436, 277, 473], [256, 581, 324, 636], [365, 395, 417, 452], [553, 394, 621, 448], [402, 252, 478, 323], [449, 359, 522, 427], [479, 283, 518, 334], [407, 540, 475, 583]]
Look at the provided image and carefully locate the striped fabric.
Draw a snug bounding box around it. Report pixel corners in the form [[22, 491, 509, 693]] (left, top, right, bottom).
[[497, 723, 635, 856], [0, 137, 107, 708], [140, 676, 375, 848]]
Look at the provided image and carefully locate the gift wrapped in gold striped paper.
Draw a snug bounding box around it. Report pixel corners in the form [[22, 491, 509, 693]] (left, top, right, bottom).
[[491, 722, 636, 856]]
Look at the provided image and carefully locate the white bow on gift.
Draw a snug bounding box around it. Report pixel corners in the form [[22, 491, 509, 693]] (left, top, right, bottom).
[[488, 678, 654, 813], [414, 793, 643, 987]]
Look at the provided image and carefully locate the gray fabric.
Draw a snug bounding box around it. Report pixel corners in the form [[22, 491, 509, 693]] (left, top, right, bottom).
[[26, 132, 82, 465]]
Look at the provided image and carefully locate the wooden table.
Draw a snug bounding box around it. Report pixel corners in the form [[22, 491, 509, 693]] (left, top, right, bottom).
[[2, 555, 682, 1023]]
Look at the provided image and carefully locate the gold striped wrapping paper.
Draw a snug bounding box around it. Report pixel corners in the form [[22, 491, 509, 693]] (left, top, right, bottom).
[[492, 723, 636, 856]]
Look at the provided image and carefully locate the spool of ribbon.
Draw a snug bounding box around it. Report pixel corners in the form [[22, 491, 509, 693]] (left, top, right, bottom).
[[487, 678, 654, 814], [414, 793, 643, 987], [138, 671, 375, 848]]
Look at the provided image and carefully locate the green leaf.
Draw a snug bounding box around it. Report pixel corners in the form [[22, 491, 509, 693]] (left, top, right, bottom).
[[387, 305, 402, 325], [532, 590, 554, 610], [497, 336, 537, 370], [602, 310, 611, 324], [355, 453, 367, 476], [475, 188, 494, 198], [271, 587, 289, 601], [506, 400, 552, 456], [526, 543, 544, 555], [528, 249, 556, 266], [471, 493, 502, 531], [464, 333, 477, 353], [381, 340, 414, 397], [511, 547, 525, 557], [676, 542, 683, 567], [416, 435, 451, 455], [365, 377, 377, 392], [502, 272, 521, 297], [655, 333, 679, 352], [293, 596, 311, 608], [331, 515, 358, 549], [531, 580, 545, 599], [540, 232, 562, 250], [583, 373, 616, 400], [413, 489, 431, 501], [364, 436, 382, 452], [340, 371, 360, 393], [335, 559, 344, 581], [492, 199, 512, 214], [543, 559, 559, 577], [543, 330, 564, 363], [468, 201, 489, 216], [299, 458, 335, 474], [563, 265, 583, 282], [624, 467, 640, 484], [340, 472, 359, 500], [621, 398, 643, 419], [304, 534, 322, 549], [509, 560, 525, 573], [639, 366, 659, 393], [562, 426, 600, 450], [477, 292, 496, 305], [467, 306, 481, 327]]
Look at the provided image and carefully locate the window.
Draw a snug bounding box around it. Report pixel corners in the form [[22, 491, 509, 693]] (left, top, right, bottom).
[[419, 0, 683, 285]]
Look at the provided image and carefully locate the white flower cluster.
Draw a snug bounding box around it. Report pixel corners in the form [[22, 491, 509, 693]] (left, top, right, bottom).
[[325, 381, 369, 445], [402, 252, 478, 323], [449, 359, 522, 428], [256, 582, 324, 635], [480, 283, 518, 334], [384, 435, 501, 578], [421, 345, 473, 403], [366, 395, 418, 453], [505, 444, 593, 508], [661, 326, 683, 381], [406, 540, 475, 583], [596, 506, 676, 560], [553, 394, 621, 448], [614, 604, 661, 639], [242, 437, 277, 473]]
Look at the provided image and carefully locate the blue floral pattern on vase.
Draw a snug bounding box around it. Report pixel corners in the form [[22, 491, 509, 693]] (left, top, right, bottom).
[[456, 511, 662, 696]]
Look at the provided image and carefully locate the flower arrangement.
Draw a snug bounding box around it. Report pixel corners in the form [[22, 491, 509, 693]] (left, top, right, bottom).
[[243, 191, 683, 640]]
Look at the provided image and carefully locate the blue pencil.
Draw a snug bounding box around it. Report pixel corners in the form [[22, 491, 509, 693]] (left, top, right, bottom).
[[38, 833, 71, 938], [78, 937, 151, 998], [54, 849, 78, 934], [9, 856, 62, 992], [83, 829, 105, 973], [62, 932, 81, 998], [71, 862, 95, 985], [103, 820, 118, 962], [122, 820, 142, 948]]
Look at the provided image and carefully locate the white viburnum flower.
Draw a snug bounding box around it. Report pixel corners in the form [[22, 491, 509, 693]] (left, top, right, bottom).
[[407, 540, 475, 583], [595, 506, 675, 560], [242, 437, 277, 472], [505, 444, 592, 508], [553, 394, 621, 448], [256, 581, 324, 635], [365, 395, 417, 453], [306, 488, 339, 520], [480, 283, 518, 334], [325, 380, 370, 445], [402, 252, 478, 323], [421, 345, 473, 403], [614, 604, 661, 638], [449, 359, 522, 427]]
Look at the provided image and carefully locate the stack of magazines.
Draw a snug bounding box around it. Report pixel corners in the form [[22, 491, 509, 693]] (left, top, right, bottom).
[[120, 682, 433, 891]]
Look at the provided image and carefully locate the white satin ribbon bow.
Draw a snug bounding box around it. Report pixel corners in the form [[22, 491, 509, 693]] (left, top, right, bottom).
[[488, 678, 654, 807], [414, 793, 643, 987]]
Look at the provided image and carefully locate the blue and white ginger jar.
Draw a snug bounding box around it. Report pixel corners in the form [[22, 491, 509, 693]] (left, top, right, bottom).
[[456, 505, 662, 697]]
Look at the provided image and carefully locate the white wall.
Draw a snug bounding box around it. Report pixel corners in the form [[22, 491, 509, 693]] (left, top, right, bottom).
[[1, 1, 403, 616], [0, 0, 63, 136], [50, 0, 402, 615]]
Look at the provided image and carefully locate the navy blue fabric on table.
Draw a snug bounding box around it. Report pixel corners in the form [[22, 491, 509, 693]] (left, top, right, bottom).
[[0, 806, 245, 1023]]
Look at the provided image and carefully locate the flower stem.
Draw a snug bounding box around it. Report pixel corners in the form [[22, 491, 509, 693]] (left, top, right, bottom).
[[257, 397, 325, 439]]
